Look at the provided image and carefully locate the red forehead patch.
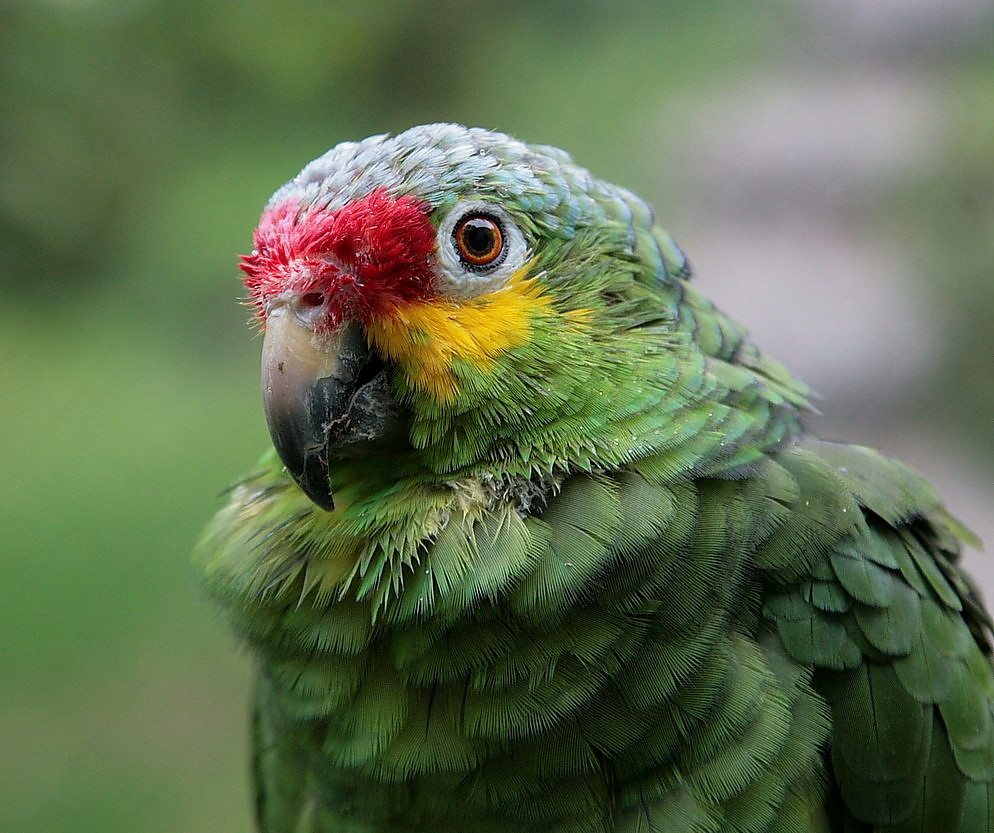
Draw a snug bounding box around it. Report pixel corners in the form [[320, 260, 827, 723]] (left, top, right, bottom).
[[240, 189, 437, 324]]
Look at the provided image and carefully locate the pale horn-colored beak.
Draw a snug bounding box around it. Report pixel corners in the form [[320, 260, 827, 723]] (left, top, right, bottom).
[[260, 298, 372, 510]]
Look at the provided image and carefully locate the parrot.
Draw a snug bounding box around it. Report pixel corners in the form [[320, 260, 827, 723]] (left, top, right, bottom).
[[196, 123, 994, 833]]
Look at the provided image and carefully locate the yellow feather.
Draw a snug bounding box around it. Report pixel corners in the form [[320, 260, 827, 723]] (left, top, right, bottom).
[[364, 267, 555, 402]]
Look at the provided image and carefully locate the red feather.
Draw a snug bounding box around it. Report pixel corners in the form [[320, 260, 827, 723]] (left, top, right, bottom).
[[240, 189, 436, 328]]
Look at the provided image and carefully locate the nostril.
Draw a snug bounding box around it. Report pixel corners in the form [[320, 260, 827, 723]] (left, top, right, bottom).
[[300, 292, 325, 308]]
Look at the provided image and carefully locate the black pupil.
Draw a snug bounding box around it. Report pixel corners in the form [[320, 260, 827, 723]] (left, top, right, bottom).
[[462, 218, 497, 256]]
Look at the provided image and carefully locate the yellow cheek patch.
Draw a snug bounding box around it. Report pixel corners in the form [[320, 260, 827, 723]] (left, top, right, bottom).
[[364, 267, 554, 402]]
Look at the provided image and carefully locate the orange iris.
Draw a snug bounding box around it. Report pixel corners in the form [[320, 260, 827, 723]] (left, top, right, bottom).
[[453, 214, 505, 268]]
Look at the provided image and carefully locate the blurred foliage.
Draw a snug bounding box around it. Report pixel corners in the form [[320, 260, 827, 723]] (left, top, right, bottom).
[[0, 1, 991, 831]]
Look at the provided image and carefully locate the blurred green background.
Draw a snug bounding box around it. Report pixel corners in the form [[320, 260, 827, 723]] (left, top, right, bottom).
[[2, 1, 992, 831]]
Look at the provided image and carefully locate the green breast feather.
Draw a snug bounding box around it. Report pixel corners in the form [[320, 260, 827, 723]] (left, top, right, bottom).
[[196, 123, 992, 832]]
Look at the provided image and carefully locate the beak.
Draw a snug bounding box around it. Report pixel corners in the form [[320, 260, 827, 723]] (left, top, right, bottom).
[[261, 302, 376, 510]]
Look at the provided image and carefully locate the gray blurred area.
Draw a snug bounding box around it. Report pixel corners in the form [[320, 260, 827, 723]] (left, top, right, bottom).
[[657, 0, 994, 585], [1, 1, 991, 831]]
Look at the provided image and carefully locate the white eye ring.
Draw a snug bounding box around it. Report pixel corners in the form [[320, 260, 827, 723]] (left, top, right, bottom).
[[435, 201, 528, 297]]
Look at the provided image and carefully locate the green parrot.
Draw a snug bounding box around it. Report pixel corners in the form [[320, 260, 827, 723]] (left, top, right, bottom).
[[197, 123, 993, 832]]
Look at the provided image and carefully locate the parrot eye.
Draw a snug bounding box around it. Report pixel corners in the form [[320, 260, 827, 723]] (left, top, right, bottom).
[[435, 201, 528, 297], [452, 214, 506, 270]]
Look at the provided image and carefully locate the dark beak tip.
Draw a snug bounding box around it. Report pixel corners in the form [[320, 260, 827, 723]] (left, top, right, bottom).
[[303, 486, 336, 512], [295, 449, 336, 511]]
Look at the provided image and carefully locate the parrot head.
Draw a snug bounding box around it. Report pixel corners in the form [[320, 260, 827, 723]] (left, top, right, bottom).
[[239, 124, 715, 510]]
